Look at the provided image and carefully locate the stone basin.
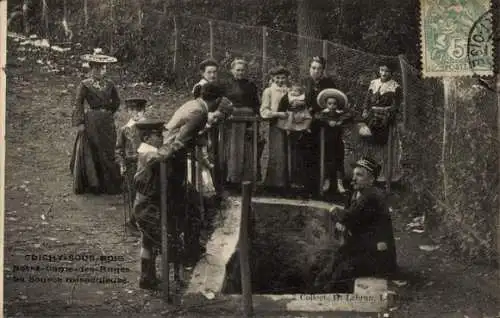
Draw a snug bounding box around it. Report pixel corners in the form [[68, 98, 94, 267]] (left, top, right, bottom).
[[184, 196, 390, 314]]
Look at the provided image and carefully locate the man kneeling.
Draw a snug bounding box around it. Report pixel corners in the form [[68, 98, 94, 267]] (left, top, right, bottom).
[[315, 157, 398, 292]]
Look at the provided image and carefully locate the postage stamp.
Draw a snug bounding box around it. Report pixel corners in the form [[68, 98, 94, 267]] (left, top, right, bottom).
[[420, 0, 494, 77]]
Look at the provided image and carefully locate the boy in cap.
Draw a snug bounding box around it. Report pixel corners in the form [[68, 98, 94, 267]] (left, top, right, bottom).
[[131, 118, 167, 290], [115, 98, 147, 234], [314, 157, 397, 292], [315, 88, 353, 195]]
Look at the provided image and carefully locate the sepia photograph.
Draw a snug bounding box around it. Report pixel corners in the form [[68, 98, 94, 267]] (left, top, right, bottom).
[[1, 0, 499, 317]]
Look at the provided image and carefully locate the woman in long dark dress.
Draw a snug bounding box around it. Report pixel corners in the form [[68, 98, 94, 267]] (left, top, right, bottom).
[[223, 58, 261, 185], [358, 61, 403, 183], [70, 54, 122, 195], [301, 56, 337, 197]]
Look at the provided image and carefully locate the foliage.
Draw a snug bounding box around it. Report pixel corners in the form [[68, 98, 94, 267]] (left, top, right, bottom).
[[400, 73, 498, 263]]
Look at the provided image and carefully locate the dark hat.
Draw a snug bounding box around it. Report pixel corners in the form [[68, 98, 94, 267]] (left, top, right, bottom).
[[199, 59, 219, 72], [125, 98, 147, 110], [135, 118, 165, 133], [81, 54, 118, 65], [269, 65, 290, 77], [352, 157, 381, 178], [200, 82, 225, 101]]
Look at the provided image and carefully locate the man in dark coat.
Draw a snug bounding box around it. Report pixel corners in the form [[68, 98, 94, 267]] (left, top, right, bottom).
[[133, 83, 225, 290], [314, 157, 398, 292]]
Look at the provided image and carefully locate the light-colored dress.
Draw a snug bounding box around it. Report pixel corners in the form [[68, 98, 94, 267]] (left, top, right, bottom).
[[260, 83, 288, 187]]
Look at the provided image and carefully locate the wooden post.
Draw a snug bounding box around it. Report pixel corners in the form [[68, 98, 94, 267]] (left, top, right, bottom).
[[209, 20, 214, 58], [319, 127, 325, 196], [240, 181, 253, 317], [42, 0, 49, 38], [398, 54, 408, 131], [287, 133, 292, 187], [497, 73, 500, 273], [385, 126, 393, 193], [262, 27, 268, 87], [160, 160, 171, 303], [109, 0, 115, 53], [442, 77, 451, 204], [322, 40, 328, 66], [0, 2, 7, 315], [252, 119, 258, 185], [196, 146, 205, 222], [173, 16, 179, 75], [218, 123, 225, 192], [84, 0, 89, 30]]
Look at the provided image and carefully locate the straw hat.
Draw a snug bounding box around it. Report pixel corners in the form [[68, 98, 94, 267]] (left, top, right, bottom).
[[81, 54, 118, 64], [316, 88, 348, 109]]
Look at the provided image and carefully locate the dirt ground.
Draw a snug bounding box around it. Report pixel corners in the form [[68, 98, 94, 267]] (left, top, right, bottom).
[[3, 37, 500, 317]]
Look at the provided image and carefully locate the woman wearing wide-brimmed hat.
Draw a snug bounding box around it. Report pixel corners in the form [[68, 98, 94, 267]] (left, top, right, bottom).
[[70, 53, 122, 195]]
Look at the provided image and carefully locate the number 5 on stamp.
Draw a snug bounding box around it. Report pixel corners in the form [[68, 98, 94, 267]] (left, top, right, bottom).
[[420, 0, 494, 77]]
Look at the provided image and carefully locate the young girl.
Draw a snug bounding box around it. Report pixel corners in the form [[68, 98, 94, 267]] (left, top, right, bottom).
[[316, 88, 353, 195], [259, 66, 290, 191]]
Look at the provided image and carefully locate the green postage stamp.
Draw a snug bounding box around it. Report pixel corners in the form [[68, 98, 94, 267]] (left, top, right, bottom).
[[420, 0, 494, 77]]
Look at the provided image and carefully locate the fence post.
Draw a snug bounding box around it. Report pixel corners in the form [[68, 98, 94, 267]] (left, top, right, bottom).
[[262, 26, 267, 87], [252, 119, 258, 186], [84, 0, 89, 30], [109, 0, 115, 53], [319, 127, 325, 196], [42, 0, 49, 39], [240, 181, 253, 317], [398, 55, 408, 131], [173, 16, 179, 75], [322, 40, 328, 65], [160, 160, 171, 303], [209, 20, 214, 58], [0, 3, 7, 315]]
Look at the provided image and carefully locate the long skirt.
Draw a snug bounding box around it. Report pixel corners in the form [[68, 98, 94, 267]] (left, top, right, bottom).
[[70, 110, 122, 194], [260, 122, 288, 188], [344, 123, 402, 183]]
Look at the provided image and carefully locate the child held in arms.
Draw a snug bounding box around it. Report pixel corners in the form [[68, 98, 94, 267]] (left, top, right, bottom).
[[315, 88, 353, 195]]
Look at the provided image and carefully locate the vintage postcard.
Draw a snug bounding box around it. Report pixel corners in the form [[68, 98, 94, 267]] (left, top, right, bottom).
[[2, 0, 499, 317], [420, 0, 494, 77]]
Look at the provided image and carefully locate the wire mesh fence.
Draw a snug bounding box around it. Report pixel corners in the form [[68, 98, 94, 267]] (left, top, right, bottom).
[[7, 1, 498, 261]]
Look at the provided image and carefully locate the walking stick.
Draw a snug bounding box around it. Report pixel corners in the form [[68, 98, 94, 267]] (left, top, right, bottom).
[[122, 180, 128, 236], [160, 159, 171, 302], [320, 126, 325, 196]]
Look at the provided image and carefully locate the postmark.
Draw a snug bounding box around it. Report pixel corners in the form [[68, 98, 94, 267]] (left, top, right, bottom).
[[420, 0, 494, 77], [467, 10, 494, 77]]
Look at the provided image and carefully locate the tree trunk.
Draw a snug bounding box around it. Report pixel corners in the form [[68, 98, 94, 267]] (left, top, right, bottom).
[[296, 0, 323, 76]]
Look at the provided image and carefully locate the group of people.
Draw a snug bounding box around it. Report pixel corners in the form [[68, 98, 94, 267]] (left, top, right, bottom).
[[69, 52, 399, 291]]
